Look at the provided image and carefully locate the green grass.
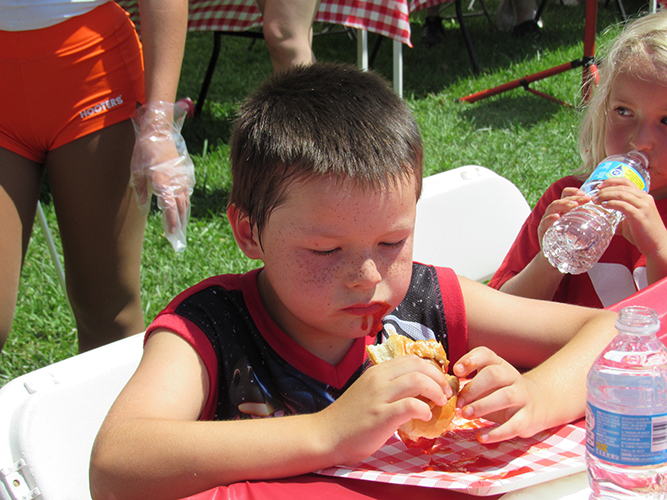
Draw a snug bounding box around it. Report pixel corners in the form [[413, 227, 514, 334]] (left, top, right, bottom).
[[0, 0, 646, 386]]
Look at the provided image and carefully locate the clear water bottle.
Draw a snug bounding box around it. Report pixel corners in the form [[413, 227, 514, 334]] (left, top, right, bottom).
[[542, 150, 649, 275], [586, 306, 667, 500]]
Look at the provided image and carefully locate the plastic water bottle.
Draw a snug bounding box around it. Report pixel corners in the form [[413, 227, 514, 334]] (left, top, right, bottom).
[[586, 306, 667, 499], [542, 150, 649, 275]]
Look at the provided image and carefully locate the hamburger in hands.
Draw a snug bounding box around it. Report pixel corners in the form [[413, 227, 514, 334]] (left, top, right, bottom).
[[366, 334, 460, 448]]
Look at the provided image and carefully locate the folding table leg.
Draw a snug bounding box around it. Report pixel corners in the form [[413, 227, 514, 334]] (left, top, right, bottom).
[[456, 0, 481, 74], [195, 31, 264, 117], [357, 30, 403, 97], [357, 29, 369, 70], [196, 32, 222, 117], [393, 39, 403, 98]]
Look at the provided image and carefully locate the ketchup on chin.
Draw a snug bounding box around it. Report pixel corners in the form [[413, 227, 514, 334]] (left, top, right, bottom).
[[361, 302, 390, 337]]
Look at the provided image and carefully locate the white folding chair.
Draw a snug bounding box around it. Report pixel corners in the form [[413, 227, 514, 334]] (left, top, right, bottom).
[[0, 333, 143, 500], [413, 165, 531, 282]]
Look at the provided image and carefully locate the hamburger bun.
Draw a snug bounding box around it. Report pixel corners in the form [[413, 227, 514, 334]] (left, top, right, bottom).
[[366, 335, 459, 446]]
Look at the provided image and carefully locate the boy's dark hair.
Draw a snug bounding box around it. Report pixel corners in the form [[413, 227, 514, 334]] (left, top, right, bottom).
[[229, 62, 423, 240]]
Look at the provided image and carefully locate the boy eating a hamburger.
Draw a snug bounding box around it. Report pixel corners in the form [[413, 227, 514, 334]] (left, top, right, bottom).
[[90, 62, 618, 500]]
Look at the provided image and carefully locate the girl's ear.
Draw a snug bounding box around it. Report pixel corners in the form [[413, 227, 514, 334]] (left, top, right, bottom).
[[227, 205, 262, 260]]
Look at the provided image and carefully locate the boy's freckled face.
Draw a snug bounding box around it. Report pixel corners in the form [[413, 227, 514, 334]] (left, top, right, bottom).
[[255, 174, 417, 360]]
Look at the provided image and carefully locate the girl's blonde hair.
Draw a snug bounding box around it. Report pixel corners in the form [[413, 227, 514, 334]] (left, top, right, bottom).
[[579, 10, 667, 175]]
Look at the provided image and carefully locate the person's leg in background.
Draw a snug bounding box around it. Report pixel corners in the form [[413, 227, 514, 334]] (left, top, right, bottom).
[[496, 0, 540, 36], [512, 0, 540, 36], [47, 120, 147, 352], [0, 148, 43, 351], [256, 0, 320, 73], [422, 5, 447, 46]]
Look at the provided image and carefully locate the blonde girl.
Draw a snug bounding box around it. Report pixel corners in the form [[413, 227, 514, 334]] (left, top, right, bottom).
[[489, 11, 667, 308]]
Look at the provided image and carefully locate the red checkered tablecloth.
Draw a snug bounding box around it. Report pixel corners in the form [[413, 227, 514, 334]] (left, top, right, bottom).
[[316, 414, 586, 496], [117, 0, 450, 48]]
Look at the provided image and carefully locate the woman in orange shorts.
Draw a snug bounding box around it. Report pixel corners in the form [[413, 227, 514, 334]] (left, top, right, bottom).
[[0, 0, 188, 352]]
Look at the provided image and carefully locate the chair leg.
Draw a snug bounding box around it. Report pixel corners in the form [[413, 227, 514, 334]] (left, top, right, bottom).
[[369, 34, 383, 68], [613, 0, 627, 21], [476, 0, 496, 27], [195, 31, 264, 117], [36, 201, 73, 319], [456, 0, 481, 73], [535, 0, 549, 23], [603, 0, 626, 20], [195, 32, 222, 117]]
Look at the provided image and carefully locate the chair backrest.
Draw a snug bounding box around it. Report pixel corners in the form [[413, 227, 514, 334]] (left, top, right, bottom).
[[413, 165, 531, 282], [0, 333, 143, 500]]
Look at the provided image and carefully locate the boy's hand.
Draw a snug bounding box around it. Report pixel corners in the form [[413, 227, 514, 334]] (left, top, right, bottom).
[[595, 178, 667, 258], [452, 347, 548, 444], [319, 355, 450, 465], [538, 187, 590, 248]]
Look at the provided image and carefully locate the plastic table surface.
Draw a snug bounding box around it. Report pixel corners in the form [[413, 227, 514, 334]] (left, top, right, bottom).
[[607, 273, 667, 339], [180, 474, 504, 500]]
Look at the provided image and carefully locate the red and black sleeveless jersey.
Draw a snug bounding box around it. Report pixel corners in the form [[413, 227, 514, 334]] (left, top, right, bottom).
[[146, 263, 467, 421]]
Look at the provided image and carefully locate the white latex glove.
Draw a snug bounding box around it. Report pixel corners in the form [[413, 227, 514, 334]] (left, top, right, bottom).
[[131, 100, 195, 252]]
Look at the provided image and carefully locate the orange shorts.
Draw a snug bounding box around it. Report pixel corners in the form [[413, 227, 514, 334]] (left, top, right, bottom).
[[0, 2, 145, 163]]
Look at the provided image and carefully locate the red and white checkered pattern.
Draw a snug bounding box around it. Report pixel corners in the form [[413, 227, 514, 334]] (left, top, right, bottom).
[[317, 0, 411, 46], [117, 0, 453, 47], [317, 414, 586, 496]]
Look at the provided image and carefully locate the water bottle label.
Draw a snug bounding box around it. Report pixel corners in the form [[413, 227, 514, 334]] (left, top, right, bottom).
[[586, 403, 667, 465], [583, 160, 649, 194]]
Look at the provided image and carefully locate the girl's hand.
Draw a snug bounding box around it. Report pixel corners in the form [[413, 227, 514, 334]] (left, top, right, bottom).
[[595, 178, 667, 258], [538, 187, 590, 249], [452, 347, 549, 444], [319, 355, 450, 465]]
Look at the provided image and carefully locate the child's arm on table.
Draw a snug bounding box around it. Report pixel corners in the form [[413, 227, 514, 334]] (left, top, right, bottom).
[[499, 187, 590, 300], [90, 330, 451, 500], [596, 178, 667, 285], [456, 277, 618, 444]]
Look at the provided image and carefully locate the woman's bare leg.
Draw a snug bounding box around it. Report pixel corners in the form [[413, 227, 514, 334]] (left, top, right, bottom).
[[256, 0, 320, 73], [0, 148, 43, 350], [47, 120, 146, 352]]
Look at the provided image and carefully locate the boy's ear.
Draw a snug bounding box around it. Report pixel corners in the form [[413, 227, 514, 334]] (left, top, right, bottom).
[[227, 205, 263, 260]]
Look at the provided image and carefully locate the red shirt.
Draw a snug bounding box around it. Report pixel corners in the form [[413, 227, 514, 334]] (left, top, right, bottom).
[[489, 176, 667, 308]]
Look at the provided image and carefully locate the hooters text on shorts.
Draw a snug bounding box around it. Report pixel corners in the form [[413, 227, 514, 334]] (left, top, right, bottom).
[[79, 95, 124, 119]]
